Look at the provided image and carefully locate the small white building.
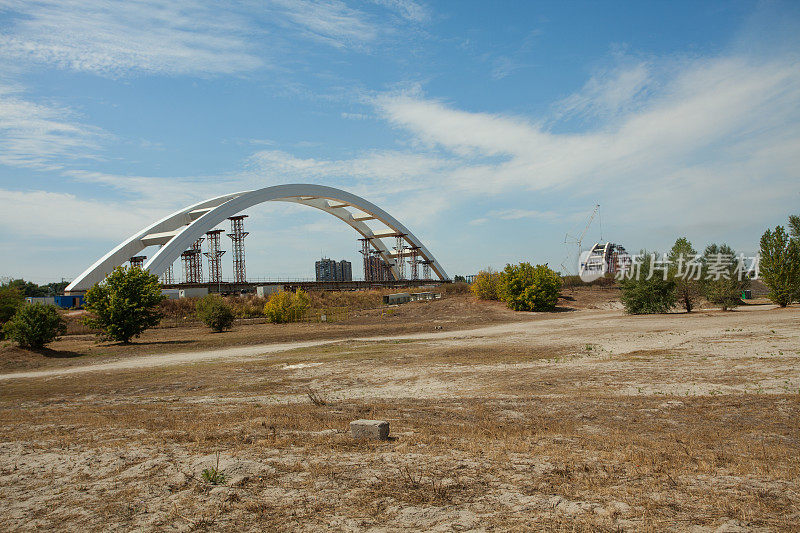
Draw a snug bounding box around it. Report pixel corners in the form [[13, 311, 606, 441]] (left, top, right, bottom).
[[178, 288, 209, 299], [256, 285, 284, 298], [161, 289, 180, 300], [25, 297, 57, 306]]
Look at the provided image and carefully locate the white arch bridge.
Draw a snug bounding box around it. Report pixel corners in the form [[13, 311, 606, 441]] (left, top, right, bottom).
[[65, 184, 449, 293]]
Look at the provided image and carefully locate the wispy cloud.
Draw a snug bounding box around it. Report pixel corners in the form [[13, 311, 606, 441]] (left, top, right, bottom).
[[0, 84, 106, 170], [249, 148, 456, 196], [0, 188, 163, 240], [0, 0, 263, 76], [374, 55, 800, 211], [487, 208, 560, 221], [267, 0, 380, 48], [0, 0, 433, 78], [469, 208, 559, 226], [555, 62, 652, 120], [246, 52, 800, 237], [370, 0, 430, 23]]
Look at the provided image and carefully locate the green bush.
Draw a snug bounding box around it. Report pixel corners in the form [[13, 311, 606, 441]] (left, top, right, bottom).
[[263, 289, 311, 323], [759, 224, 800, 307], [196, 294, 236, 332], [470, 268, 502, 300], [3, 303, 66, 349], [83, 266, 165, 343], [500, 263, 561, 312], [619, 252, 676, 314]]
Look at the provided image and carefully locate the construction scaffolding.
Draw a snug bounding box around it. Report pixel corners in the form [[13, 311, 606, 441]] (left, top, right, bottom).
[[359, 238, 374, 281], [181, 238, 204, 283], [421, 260, 432, 281], [204, 229, 226, 285], [371, 253, 393, 281], [129, 255, 146, 269], [359, 238, 396, 281], [408, 246, 420, 281], [162, 263, 174, 285], [394, 236, 406, 280], [227, 215, 249, 284]]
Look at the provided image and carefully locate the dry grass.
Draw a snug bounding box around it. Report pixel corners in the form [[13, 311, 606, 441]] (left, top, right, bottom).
[[1, 391, 797, 531], [2, 291, 799, 531]]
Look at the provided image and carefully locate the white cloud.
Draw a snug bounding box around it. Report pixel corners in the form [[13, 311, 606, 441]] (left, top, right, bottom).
[[0, 188, 162, 240], [370, 0, 430, 23], [0, 84, 106, 170], [486, 208, 560, 221], [0, 0, 263, 76], [63, 170, 225, 210], [249, 148, 457, 196], [373, 55, 800, 215], [556, 62, 652, 119], [0, 0, 433, 78], [268, 0, 380, 48], [242, 52, 800, 244]]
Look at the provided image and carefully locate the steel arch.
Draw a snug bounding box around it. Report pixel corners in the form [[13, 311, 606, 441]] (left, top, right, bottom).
[[66, 184, 448, 292]]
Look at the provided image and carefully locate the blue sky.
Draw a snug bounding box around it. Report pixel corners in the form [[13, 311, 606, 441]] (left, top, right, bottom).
[[1, 0, 798, 282]]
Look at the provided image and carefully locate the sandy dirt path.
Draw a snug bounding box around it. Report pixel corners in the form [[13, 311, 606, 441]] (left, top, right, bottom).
[[0, 315, 594, 381], [1, 305, 789, 382]]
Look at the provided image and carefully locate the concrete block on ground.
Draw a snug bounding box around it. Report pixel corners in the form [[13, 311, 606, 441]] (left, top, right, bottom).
[[350, 419, 389, 440]]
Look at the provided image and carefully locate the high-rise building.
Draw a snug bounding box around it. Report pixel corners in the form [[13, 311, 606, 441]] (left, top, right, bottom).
[[315, 257, 353, 282], [336, 260, 352, 282], [316, 257, 336, 281]]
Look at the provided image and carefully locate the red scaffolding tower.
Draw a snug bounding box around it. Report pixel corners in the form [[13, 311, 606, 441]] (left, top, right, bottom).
[[204, 229, 226, 285], [359, 237, 397, 281], [181, 238, 204, 283], [421, 260, 432, 281], [162, 263, 174, 285], [408, 246, 420, 281], [227, 215, 248, 284]]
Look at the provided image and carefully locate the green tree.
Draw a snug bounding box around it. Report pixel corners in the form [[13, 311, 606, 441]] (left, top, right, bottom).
[[196, 294, 236, 332], [2, 278, 46, 297], [619, 251, 676, 314], [83, 266, 165, 343], [470, 268, 502, 300], [701, 243, 746, 311], [264, 289, 311, 323], [3, 303, 66, 349], [0, 285, 25, 338], [500, 263, 561, 312], [43, 281, 70, 296], [791, 214, 800, 302], [668, 237, 701, 312], [452, 275, 466, 283], [789, 215, 800, 241], [759, 225, 800, 307]]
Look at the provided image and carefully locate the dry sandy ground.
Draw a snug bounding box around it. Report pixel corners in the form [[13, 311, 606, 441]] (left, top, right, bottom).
[[1, 295, 798, 531]]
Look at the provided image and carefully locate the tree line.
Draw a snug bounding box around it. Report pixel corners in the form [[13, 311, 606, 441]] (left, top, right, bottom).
[[618, 214, 799, 314]]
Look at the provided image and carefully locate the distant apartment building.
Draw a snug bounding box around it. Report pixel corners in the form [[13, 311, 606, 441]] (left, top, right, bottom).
[[336, 260, 352, 282], [315, 257, 352, 282]]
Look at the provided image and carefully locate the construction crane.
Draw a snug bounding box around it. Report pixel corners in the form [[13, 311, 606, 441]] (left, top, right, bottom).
[[561, 204, 600, 275]]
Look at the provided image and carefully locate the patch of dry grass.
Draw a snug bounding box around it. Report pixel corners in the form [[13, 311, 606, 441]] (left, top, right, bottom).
[[1, 391, 797, 531], [3, 297, 800, 531]]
